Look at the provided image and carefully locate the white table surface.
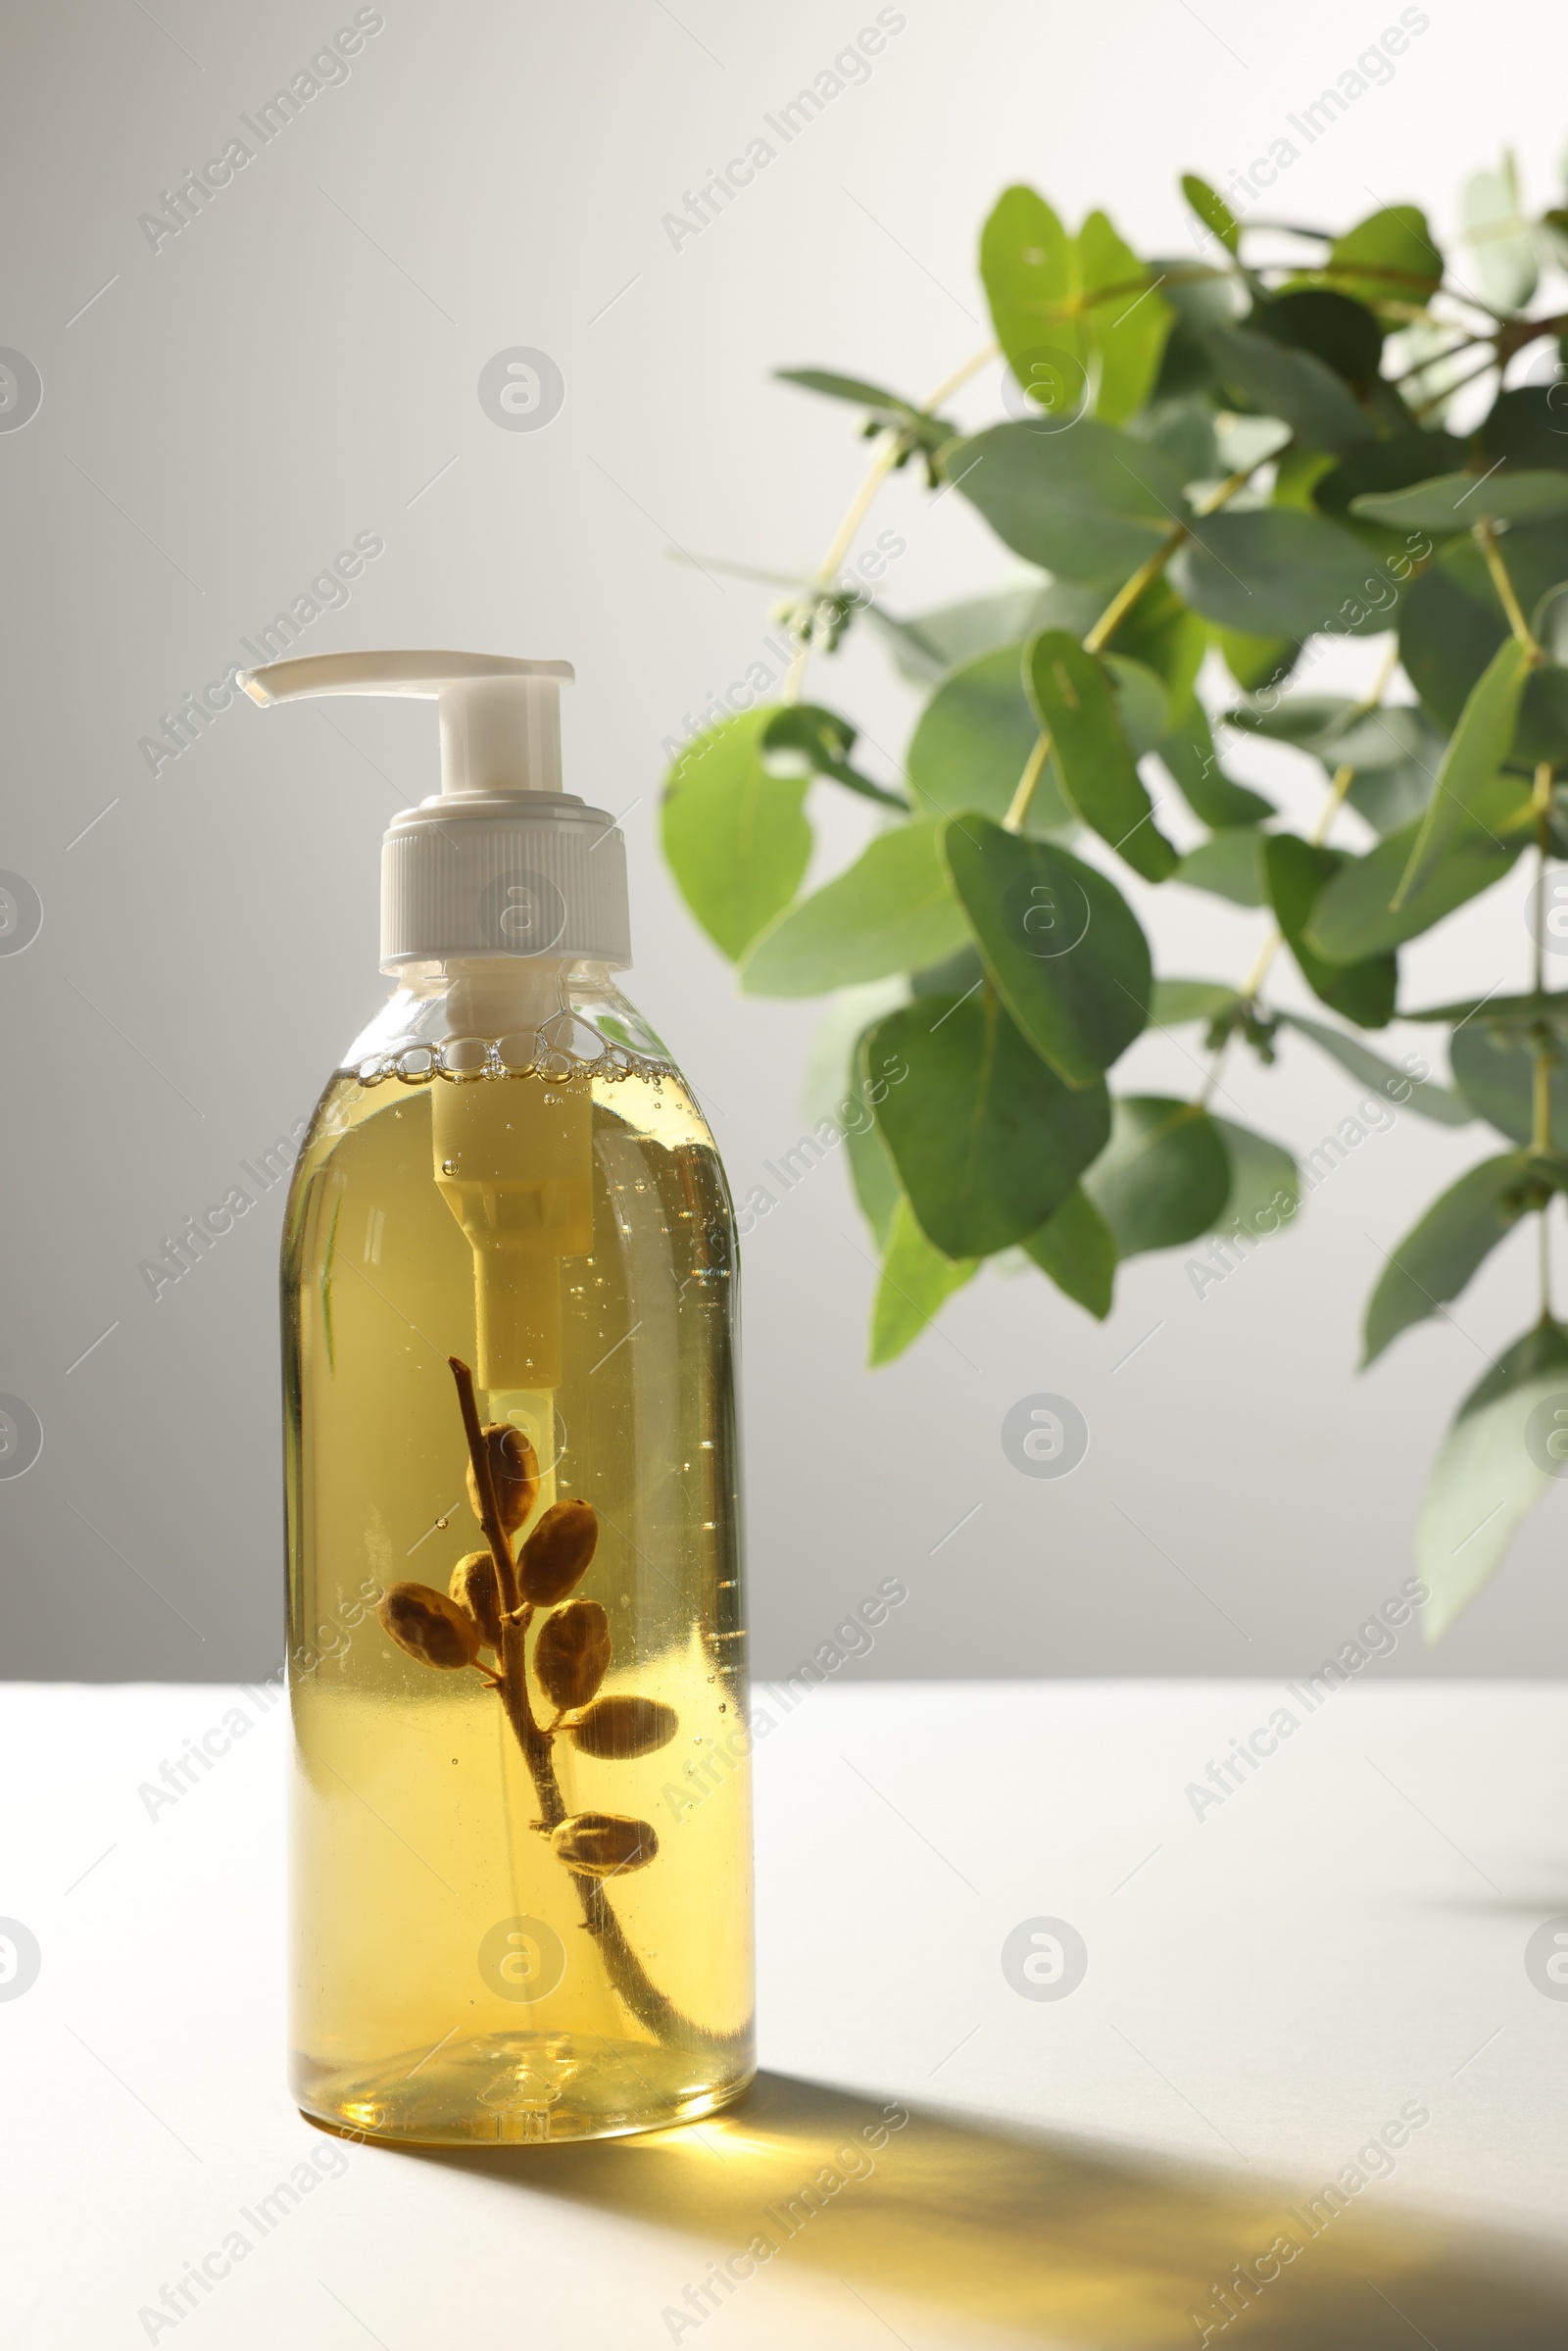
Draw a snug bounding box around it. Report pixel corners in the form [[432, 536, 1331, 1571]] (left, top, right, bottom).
[[6, 1678, 1568, 2349]]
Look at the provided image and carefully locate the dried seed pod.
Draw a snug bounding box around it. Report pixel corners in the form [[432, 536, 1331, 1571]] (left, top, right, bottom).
[[466, 1422, 539, 1538], [517, 1497, 598, 1605], [378, 1581, 481, 1670], [534, 1598, 612, 1712], [448, 1550, 504, 1648], [551, 1811, 659, 1878], [563, 1694, 679, 1761]]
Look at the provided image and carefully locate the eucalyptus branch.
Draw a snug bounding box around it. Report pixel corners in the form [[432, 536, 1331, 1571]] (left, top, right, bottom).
[[783, 340, 999, 703], [1005, 465, 1256, 835], [1409, 349, 1499, 420], [1386, 331, 1494, 389]]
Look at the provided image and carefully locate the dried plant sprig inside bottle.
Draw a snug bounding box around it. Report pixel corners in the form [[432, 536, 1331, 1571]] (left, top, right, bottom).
[[376, 1355, 727, 2050]]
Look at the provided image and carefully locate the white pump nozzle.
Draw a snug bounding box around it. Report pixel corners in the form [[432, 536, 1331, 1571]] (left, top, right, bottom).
[[238, 650, 574, 796]]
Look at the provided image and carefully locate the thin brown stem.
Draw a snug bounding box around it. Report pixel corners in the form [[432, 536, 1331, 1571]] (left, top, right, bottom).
[[783, 341, 999, 705], [447, 1357, 739, 2055], [447, 1356, 521, 1618]]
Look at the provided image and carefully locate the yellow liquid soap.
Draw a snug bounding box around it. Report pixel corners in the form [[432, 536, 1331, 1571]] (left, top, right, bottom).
[[281, 1017, 755, 2145]]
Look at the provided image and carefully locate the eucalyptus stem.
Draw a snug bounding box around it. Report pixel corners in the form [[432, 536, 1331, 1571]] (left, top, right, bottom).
[[1475, 520, 1542, 658], [1003, 730, 1053, 831]]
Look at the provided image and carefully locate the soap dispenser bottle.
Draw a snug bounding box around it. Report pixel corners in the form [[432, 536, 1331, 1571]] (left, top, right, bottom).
[[243, 651, 754, 2145]]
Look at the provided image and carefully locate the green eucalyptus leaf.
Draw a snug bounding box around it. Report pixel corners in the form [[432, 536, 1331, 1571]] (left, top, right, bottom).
[[1276, 1011, 1472, 1125], [1225, 696, 1442, 832], [1157, 260, 1247, 332], [942, 815, 1152, 1083], [1226, 695, 1430, 770], [1276, 1010, 1452, 1112], [1264, 834, 1396, 1029], [1077, 208, 1173, 424], [1172, 509, 1382, 639], [1449, 1019, 1568, 1149], [1362, 1151, 1563, 1365], [740, 819, 967, 998], [1460, 163, 1538, 313], [1273, 445, 1339, 514], [776, 367, 914, 413], [1159, 694, 1273, 827], [847, 1034, 903, 1249], [1417, 1325, 1568, 1641], [1402, 992, 1568, 1035], [868, 1198, 978, 1366], [1181, 172, 1239, 257], [1210, 1117, 1299, 1242], [866, 989, 1110, 1257], [1175, 827, 1266, 906], [1513, 661, 1568, 768], [1461, 1316, 1568, 1417], [866, 583, 1099, 686], [1346, 756, 1438, 838], [802, 983, 906, 1131], [1353, 470, 1568, 533], [1225, 693, 1357, 749], [662, 708, 811, 960], [1214, 625, 1300, 696], [979, 189, 1171, 429], [908, 941, 983, 999], [906, 646, 1074, 833], [774, 367, 949, 453], [1204, 324, 1376, 456], [1313, 430, 1468, 524], [1252, 289, 1384, 390], [1024, 631, 1178, 881], [1152, 977, 1242, 1025], [954, 419, 1188, 584], [979, 185, 1083, 418], [1083, 1096, 1233, 1256], [1305, 771, 1531, 958], [1480, 386, 1568, 475], [1021, 1185, 1116, 1318], [1393, 637, 1532, 909], [1325, 206, 1443, 311], [762, 705, 906, 809], [1102, 655, 1172, 758]]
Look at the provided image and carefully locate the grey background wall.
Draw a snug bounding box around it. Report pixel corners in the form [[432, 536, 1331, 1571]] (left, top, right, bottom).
[[3, 0, 1566, 1683]]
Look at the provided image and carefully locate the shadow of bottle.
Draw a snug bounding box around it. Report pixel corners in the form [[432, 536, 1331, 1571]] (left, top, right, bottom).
[[398, 2068, 1568, 2345]]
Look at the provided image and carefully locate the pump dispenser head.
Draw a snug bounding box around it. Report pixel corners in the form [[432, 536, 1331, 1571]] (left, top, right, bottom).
[[238, 650, 631, 972], [241, 650, 623, 1398]]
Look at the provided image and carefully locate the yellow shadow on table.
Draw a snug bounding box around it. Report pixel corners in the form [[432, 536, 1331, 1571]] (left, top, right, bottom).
[[405, 2070, 1567, 2346]]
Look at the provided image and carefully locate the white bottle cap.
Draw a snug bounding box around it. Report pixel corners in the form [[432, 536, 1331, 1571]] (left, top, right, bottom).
[[238, 651, 631, 971]]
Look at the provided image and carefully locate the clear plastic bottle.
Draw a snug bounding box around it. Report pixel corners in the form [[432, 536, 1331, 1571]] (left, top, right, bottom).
[[248, 654, 755, 2144]]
